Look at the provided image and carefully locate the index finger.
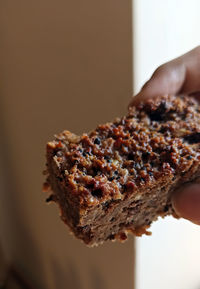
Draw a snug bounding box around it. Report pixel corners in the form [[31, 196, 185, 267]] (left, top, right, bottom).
[[129, 46, 200, 106]]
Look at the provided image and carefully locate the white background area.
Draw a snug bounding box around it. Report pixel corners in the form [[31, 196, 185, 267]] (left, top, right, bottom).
[[133, 1, 200, 289]]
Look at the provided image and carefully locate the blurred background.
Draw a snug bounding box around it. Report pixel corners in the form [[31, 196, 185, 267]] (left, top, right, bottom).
[[1, 0, 200, 289], [0, 1, 133, 289]]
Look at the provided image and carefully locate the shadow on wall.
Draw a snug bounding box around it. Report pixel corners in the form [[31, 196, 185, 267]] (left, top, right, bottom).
[[50, 256, 109, 289], [46, 225, 133, 289], [50, 259, 107, 289], [90, 265, 107, 289], [0, 119, 45, 289], [51, 259, 84, 289]]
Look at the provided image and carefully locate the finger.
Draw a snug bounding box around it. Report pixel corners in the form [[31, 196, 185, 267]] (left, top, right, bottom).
[[172, 184, 200, 225], [180, 46, 200, 94], [129, 59, 186, 106], [129, 46, 200, 107], [129, 60, 185, 106]]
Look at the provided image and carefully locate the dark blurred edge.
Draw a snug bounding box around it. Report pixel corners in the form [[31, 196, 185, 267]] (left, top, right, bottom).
[[3, 266, 34, 289]]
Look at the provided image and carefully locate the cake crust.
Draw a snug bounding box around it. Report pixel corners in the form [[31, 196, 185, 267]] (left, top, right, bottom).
[[44, 95, 200, 246]]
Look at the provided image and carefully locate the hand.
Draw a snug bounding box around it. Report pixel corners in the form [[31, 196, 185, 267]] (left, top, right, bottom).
[[130, 46, 200, 225]]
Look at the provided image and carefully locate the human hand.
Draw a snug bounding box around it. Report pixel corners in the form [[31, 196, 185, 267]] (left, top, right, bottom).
[[130, 46, 200, 225]]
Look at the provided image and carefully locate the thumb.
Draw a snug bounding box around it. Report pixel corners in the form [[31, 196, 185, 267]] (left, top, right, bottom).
[[172, 184, 200, 225]]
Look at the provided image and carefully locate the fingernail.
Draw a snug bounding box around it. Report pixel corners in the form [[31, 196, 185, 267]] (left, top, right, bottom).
[[172, 184, 200, 225]]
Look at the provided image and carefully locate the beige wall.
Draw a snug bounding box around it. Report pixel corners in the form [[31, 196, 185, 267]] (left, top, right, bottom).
[[0, 1, 133, 288]]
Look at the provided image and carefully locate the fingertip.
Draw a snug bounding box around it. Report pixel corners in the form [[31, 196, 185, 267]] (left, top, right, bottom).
[[128, 92, 143, 108], [129, 76, 167, 107], [172, 184, 200, 225], [128, 81, 154, 108]]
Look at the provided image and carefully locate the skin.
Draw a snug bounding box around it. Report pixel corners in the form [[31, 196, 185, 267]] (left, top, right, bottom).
[[129, 46, 200, 225]]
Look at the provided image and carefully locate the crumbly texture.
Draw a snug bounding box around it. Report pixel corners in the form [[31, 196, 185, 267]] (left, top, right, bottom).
[[44, 95, 200, 246]]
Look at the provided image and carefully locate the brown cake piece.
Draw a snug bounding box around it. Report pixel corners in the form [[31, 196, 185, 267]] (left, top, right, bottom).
[[43, 95, 200, 246]]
